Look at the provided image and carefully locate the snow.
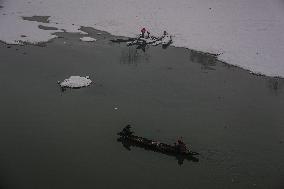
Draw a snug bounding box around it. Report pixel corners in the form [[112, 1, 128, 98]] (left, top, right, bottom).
[[0, 0, 284, 77], [80, 36, 96, 42], [59, 76, 92, 88], [161, 35, 172, 45]]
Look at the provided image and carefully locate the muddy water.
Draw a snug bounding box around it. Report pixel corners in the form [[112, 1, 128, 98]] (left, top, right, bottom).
[[0, 29, 283, 189]]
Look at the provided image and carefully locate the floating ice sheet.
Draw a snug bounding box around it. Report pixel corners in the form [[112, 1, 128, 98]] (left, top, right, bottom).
[[80, 36, 96, 42], [59, 76, 92, 88]]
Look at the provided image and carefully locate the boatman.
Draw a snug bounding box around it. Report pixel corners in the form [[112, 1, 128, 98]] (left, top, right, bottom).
[[121, 125, 134, 136], [176, 138, 188, 153]]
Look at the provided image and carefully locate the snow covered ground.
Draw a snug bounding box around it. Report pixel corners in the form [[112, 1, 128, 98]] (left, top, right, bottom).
[[0, 0, 284, 77]]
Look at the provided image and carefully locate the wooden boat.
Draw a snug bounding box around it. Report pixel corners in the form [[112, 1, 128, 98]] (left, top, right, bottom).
[[117, 125, 199, 165], [110, 32, 172, 49], [110, 38, 136, 43]]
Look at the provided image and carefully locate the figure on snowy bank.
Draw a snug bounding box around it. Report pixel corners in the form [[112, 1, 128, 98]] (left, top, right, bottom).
[[140, 27, 150, 38]]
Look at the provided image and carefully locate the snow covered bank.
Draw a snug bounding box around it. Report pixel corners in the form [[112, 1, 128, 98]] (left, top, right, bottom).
[[0, 0, 284, 77], [59, 76, 92, 88]]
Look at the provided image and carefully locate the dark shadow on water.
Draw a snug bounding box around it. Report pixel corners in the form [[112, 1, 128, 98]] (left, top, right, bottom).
[[120, 47, 150, 65], [117, 137, 199, 166], [162, 41, 173, 49], [0, 0, 3, 9], [136, 41, 148, 52], [111, 35, 219, 71], [58, 85, 91, 94], [189, 50, 218, 70], [267, 78, 283, 95]]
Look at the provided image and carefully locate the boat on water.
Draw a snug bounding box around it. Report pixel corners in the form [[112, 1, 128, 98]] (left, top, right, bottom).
[[110, 31, 172, 50], [117, 125, 199, 165]]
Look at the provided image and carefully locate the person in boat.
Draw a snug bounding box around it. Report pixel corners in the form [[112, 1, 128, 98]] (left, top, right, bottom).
[[121, 125, 134, 136], [175, 138, 189, 153]]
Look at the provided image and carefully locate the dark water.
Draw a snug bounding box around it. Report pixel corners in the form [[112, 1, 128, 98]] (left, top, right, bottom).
[[0, 30, 283, 189]]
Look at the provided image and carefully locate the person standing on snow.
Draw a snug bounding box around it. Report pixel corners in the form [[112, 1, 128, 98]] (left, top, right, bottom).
[[146, 31, 150, 38], [141, 28, 146, 38]]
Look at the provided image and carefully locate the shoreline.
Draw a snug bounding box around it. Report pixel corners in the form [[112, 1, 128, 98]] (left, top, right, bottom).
[[1, 24, 283, 80], [1, 0, 284, 77]]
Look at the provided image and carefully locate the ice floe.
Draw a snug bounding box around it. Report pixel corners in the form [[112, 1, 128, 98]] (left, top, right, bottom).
[[80, 36, 96, 42], [58, 76, 92, 88]]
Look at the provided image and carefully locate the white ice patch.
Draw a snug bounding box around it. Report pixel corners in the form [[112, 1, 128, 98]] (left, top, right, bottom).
[[80, 36, 96, 42], [59, 76, 92, 88], [1, 0, 284, 77]]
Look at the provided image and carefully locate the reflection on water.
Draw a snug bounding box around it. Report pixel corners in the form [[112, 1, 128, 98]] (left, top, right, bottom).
[[267, 78, 282, 95], [189, 50, 218, 70], [120, 47, 150, 64], [162, 41, 172, 49]]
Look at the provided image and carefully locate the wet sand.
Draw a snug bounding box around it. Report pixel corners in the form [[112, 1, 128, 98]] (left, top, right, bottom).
[[0, 28, 284, 189]]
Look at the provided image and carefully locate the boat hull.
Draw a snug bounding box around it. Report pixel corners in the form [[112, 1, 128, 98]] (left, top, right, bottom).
[[117, 133, 198, 156]]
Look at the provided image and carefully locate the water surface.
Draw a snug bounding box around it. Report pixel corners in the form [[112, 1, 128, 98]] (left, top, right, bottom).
[[0, 30, 283, 189]]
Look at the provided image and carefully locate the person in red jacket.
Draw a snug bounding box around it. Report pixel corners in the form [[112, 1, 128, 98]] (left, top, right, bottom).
[[141, 27, 146, 38]]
